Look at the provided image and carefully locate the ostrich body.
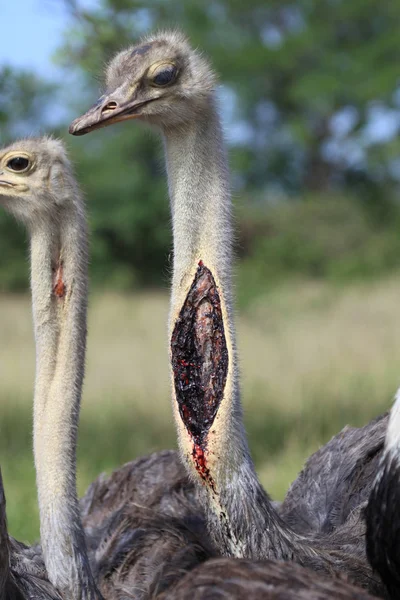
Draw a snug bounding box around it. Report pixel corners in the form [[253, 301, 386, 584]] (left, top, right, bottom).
[[161, 558, 379, 600], [0, 138, 100, 600], [0, 449, 390, 600], [70, 32, 387, 595], [77, 451, 385, 600], [281, 413, 387, 535]]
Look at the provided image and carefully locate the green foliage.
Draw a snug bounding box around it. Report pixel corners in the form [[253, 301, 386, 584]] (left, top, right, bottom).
[[58, 0, 400, 193], [237, 195, 400, 305], [2, 360, 393, 542], [69, 129, 172, 288], [0, 66, 55, 143], [1, 1, 400, 291], [0, 215, 28, 291], [57, 0, 400, 291]]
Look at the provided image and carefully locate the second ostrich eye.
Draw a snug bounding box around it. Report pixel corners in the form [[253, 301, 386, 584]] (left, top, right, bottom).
[[152, 65, 177, 87], [7, 156, 30, 172]]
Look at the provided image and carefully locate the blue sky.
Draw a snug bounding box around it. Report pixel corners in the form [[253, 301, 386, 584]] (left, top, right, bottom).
[[1, 0, 70, 79], [0, 0, 102, 126], [1, 1, 398, 151], [0, 0, 98, 79], [0, 1, 247, 139]]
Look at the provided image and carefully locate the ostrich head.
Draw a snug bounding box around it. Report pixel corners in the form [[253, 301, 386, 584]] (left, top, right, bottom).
[[0, 138, 77, 226], [69, 31, 217, 134]]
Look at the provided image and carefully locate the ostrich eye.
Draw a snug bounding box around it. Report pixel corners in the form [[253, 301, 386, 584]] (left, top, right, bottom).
[[152, 65, 177, 87], [6, 156, 30, 172]]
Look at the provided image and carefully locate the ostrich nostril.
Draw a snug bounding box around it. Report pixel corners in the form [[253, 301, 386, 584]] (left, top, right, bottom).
[[101, 101, 118, 113]]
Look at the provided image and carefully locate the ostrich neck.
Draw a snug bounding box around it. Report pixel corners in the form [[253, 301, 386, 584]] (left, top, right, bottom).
[[30, 204, 96, 595], [164, 105, 299, 559], [164, 109, 233, 316]]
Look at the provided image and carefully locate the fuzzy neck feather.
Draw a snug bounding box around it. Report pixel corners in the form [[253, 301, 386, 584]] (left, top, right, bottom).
[[29, 199, 99, 598]]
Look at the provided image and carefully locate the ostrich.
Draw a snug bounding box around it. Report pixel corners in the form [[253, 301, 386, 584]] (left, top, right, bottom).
[[0, 138, 391, 600], [70, 31, 387, 594], [0, 138, 101, 600], [366, 388, 400, 599]]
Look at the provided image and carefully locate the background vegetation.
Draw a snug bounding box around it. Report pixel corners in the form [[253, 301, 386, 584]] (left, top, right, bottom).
[[2, 281, 398, 541], [1, 0, 400, 542], [1, 0, 400, 294]]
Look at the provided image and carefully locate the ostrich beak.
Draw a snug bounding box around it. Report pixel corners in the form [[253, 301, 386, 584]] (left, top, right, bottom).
[[69, 89, 144, 136]]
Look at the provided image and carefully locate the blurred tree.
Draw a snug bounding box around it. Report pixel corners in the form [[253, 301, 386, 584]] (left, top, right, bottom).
[[53, 0, 400, 290], [58, 0, 400, 197], [69, 129, 171, 288], [1, 0, 400, 292], [0, 67, 55, 143]]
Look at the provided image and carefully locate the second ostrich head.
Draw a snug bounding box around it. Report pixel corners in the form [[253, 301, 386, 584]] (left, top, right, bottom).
[[0, 138, 78, 226]]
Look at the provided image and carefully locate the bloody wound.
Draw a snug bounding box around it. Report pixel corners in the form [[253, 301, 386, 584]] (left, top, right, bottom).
[[171, 262, 228, 447]]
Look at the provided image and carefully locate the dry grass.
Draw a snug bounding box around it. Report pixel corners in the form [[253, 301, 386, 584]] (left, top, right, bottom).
[[1, 276, 399, 543]]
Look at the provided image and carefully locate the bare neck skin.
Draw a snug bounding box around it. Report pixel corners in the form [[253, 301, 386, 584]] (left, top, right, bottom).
[[164, 100, 296, 559], [29, 201, 99, 599]]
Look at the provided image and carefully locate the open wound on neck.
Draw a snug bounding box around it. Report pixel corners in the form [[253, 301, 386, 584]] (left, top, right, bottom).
[[171, 261, 229, 480], [53, 259, 66, 299]]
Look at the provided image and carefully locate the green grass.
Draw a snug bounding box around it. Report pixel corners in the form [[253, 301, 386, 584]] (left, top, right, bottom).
[[1, 277, 399, 543]]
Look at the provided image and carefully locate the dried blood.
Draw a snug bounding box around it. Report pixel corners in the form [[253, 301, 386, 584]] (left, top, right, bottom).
[[53, 261, 66, 299], [192, 443, 217, 493]]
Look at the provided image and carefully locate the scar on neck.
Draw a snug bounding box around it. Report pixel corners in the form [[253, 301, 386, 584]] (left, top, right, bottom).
[[53, 260, 66, 298]]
